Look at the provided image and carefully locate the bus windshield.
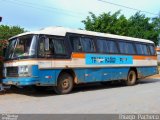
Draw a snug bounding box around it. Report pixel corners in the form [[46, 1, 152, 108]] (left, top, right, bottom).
[[5, 35, 37, 60]]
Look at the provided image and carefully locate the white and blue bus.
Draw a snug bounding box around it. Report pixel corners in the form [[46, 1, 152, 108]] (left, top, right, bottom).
[[3, 27, 158, 94]]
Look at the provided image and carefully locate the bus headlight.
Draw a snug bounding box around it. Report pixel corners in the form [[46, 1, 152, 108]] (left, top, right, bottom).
[[18, 65, 32, 76]]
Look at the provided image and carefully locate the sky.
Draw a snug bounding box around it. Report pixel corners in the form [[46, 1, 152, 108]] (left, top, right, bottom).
[[0, 0, 160, 31]]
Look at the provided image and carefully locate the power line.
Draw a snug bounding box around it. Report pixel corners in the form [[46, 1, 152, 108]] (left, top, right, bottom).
[[14, 0, 85, 15], [98, 0, 159, 16], [3, 0, 158, 19], [4, 0, 85, 18]]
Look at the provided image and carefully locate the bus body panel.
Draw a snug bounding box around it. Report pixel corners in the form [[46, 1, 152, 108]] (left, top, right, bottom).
[[137, 66, 158, 78], [81, 67, 129, 83], [3, 53, 158, 86], [3, 77, 39, 86], [3, 65, 158, 86], [38, 69, 56, 85]]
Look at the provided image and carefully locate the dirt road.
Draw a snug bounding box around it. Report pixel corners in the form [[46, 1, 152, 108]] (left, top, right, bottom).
[[0, 75, 160, 114]]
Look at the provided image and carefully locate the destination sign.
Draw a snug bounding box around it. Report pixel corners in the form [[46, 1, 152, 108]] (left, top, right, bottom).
[[86, 54, 133, 65]]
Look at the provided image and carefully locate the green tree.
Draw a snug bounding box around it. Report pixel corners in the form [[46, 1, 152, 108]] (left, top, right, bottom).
[[82, 11, 159, 45], [82, 10, 127, 34], [127, 12, 158, 44], [0, 25, 26, 77], [152, 12, 160, 45], [0, 25, 26, 55]]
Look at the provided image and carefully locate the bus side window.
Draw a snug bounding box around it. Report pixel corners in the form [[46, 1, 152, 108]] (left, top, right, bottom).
[[45, 38, 54, 57], [106, 40, 118, 53], [118, 42, 135, 54], [38, 37, 54, 57], [135, 43, 149, 55], [80, 37, 95, 52], [149, 45, 155, 55], [52, 38, 66, 55], [38, 38, 45, 57], [96, 39, 109, 53], [69, 36, 82, 52]]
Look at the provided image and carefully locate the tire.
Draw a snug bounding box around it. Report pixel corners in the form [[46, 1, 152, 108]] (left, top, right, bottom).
[[54, 73, 73, 95], [125, 70, 137, 86]]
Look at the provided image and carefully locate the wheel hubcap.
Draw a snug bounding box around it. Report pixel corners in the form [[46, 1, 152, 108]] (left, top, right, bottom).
[[62, 79, 69, 89]]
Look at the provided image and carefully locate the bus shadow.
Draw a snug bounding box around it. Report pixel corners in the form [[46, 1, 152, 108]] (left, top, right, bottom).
[[73, 82, 124, 93], [3, 86, 55, 97], [3, 78, 160, 97], [3, 83, 125, 97], [72, 78, 160, 94], [138, 78, 160, 84]]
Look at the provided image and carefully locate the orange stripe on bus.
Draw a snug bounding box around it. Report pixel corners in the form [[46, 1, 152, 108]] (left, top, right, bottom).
[[72, 53, 157, 60], [133, 56, 157, 60], [72, 53, 85, 58], [156, 47, 160, 51]]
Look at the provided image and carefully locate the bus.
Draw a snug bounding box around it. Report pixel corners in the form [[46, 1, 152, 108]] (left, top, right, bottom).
[[2, 27, 158, 94]]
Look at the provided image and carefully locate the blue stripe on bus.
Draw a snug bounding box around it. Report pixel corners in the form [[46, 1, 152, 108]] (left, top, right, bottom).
[[74, 66, 157, 83], [86, 54, 133, 65], [3, 77, 39, 86], [2, 66, 158, 86], [74, 67, 129, 82], [137, 67, 158, 77]]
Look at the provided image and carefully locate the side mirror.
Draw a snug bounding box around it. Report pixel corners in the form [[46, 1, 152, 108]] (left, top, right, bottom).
[[45, 38, 49, 51]]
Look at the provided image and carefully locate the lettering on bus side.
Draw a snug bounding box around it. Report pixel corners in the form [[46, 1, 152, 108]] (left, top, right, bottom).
[[86, 54, 133, 65]]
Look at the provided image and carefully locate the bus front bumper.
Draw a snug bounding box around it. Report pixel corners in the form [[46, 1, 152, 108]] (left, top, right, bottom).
[[2, 77, 39, 86]]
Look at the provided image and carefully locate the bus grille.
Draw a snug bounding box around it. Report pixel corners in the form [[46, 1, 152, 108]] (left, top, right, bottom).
[[6, 67, 18, 77]]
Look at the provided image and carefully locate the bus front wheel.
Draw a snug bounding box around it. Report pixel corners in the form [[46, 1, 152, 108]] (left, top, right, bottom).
[[54, 73, 73, 95], [125, 70, 136, 86]]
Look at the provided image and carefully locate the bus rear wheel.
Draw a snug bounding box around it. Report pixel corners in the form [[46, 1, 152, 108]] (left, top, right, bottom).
[[125, 70, 136, 86], [54, 73, 73, 95]]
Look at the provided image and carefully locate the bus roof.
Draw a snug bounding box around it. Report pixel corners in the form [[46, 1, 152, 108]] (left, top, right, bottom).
[[9, 26, 154, 44]]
